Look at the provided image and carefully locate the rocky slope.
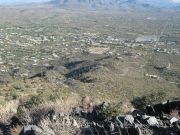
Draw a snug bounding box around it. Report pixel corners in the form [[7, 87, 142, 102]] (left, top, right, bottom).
[[0, 97, 179, 135]]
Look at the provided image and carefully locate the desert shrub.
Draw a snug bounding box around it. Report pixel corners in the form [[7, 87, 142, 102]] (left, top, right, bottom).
[[12, 93, 18, 100], [30, 106, 55, 124], [100, 102, 122, 122], [12, 82, 25, 91], [49, 94, 60, 101], [25, 95, 44, 108], [131, 91, 167, 110]]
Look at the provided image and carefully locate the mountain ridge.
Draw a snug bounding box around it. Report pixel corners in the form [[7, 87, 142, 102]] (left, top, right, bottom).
[[49, 0, 180, 9]]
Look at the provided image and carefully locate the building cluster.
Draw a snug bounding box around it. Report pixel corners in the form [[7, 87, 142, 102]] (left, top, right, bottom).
[[0, 24, 179, 79]]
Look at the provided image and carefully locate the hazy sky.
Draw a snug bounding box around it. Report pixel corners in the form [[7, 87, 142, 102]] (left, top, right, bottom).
[[172, 0, 180, 3], [0, 0, 180, 4], [0, 0, 50, 4]]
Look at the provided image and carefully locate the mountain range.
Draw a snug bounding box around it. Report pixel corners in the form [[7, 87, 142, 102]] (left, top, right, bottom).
[[49, 0, 180, 9], [0, 0, 179, 9]]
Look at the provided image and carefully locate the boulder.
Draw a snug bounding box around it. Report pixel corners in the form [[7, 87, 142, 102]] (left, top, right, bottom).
[[170, 117, 179, 124], [143, 115, 159, 126], [20, 125, 42, 135], [125, 115, 134, 125]]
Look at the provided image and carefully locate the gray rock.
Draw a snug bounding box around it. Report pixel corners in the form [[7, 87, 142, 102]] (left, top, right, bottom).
[[59, 112, 66, 117], [72, 119, 79, 128], [170, 117, 179, 124], [143, 115, 159, 126], [116, 115, 125, 128], [22, 125, 43, 135], [52, 114, 57, 122], [174, 121, 180, 129], [125, 115, 134, 125], [110, 122, 115, 132], [74, 107, 83, 116]]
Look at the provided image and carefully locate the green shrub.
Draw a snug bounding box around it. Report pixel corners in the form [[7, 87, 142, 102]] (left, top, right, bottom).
[[100, 102, 122, 122], [12, 93, 18, 100], [12, 82, 25, 91], [25, 95, 44, 108], [49, 94, 59, 101], [131, 91, 167, 110]]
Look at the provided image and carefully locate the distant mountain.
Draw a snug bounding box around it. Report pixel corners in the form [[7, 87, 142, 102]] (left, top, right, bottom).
[[49, 0, 180, 9], [0, 0, 179, 9]]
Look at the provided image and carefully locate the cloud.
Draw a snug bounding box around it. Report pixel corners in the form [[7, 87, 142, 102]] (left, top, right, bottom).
[[171, 0, 180, 3]]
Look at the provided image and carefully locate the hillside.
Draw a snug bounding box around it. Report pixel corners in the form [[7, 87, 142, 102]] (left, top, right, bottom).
[[0, 2, 179, 135]]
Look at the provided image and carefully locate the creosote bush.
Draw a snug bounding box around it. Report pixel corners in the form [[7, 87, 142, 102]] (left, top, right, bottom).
[[131, 91, 167, 110]]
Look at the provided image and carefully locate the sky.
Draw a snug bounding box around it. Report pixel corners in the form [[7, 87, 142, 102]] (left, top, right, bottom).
[[0, 0, 180, 5], [172, 0, 180, 3], [0, 0, 50, 4]]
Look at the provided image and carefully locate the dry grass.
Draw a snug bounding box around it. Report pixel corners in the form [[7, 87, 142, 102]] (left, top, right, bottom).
[[39, 119, 56, 135], [39, 93, 80, 113], [0, 100, 19, 123], [39, 118, 82, 135], [24, 92, 80, 122], [121, 102, 134, 114]]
